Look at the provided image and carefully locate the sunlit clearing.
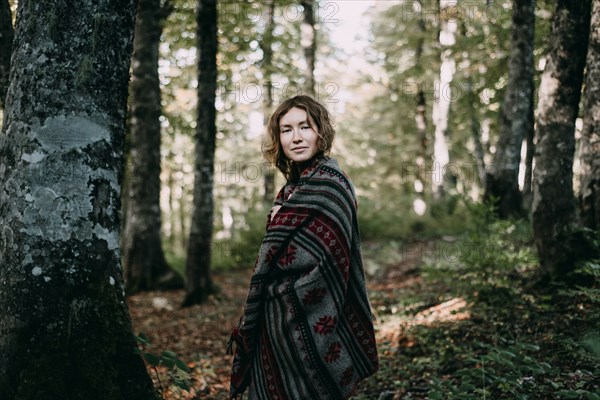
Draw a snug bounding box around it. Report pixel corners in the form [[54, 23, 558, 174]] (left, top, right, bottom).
[[378, 297, 470, 346]]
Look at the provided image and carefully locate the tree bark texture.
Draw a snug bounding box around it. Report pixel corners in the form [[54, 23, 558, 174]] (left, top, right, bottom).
[[0, 0, 13, 109], [123, 0, 177, 293], [578, 0, 600, 230], [184, 0, 217, 306], [262, 0, 276, 205], [532, 0, 592, 277], [484, 0, 535, 218], [431, 0, 454, 199], [0, 1, 157, 399], [414, 2, 429, 190], [301, 0, 316, 97]]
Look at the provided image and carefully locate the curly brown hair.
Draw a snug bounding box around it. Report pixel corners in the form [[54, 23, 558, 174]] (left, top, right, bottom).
[[262, 95, 335, 182]]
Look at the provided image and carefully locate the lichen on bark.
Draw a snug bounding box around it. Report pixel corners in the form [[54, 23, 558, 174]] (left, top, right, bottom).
[[0, 1, 157, 398]]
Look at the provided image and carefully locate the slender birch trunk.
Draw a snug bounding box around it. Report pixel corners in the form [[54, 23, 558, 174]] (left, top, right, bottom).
[[431, 0, 455, 199]]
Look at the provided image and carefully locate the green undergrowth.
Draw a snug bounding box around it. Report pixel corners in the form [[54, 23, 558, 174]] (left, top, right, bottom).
[[165, 194, 479, 274], [358, 194, 474, 241], [357, 203, 600, 399], [164, 251, 186, 278]]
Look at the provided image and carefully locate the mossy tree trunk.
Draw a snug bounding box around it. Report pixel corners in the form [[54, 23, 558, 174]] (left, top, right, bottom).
[[532, 0, 592, 277], [183, 0, 217, 306], [123, 0, 180, 293], [578, 0, 600, 231], [484, 0, 535, 219], [0, 0, 13, 110], [0, 0, 157, 399]]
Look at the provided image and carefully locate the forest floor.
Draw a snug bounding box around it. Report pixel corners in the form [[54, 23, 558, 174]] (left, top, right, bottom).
[[128, 240, 434, 400], [129, 232, 600, 400]]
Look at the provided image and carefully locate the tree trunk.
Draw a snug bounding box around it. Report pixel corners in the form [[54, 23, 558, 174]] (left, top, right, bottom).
[[467, 77, 487, 188], [262, 0, 276, 205], [578, 0, 600, 230], [532, 0, 592, 277], [413, 1, 428, 205], [0, 1, 157, 399], [522, 114, 535, 212], [301, 0, 316, 97], [431, 0, 455, 199], [458, 17, 486, 192], [167, 146, 176, 251], [0, 0, 13, 110], [179, 171, 187, 251], [123, 0, 180, 293], [484, 0, 534, 219], [183, 0, 218, 306]]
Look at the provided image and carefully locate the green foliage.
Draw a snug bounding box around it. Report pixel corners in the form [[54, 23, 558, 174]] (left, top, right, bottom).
[[429, 340, 555, 399], [580, 331, 600, 359], [358, 194, 474, 241], [164, 251, 186, 279], [135, 332, 192, 395], [211, 205, 267, 270], [360, 207, 600, 399]]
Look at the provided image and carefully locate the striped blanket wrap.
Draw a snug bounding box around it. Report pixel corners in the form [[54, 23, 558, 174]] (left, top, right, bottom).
[[228, 156, 379, 399]]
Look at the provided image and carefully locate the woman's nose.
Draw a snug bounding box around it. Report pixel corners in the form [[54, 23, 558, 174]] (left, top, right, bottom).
[[292, 130, 303, 142]]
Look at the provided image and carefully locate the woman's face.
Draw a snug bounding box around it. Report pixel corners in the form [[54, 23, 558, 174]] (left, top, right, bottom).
[[279, 107, 320, 164]]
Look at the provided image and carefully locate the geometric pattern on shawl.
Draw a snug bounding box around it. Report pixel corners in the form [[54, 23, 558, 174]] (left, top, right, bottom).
[[228, 156, 379, 399]]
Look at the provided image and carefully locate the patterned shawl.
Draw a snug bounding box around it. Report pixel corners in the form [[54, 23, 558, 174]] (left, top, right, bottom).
[[227, 156, 379, 399]]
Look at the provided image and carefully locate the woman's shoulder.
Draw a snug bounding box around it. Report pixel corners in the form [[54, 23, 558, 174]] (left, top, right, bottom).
[[305, 157, 357, 210], [318, 158, 355, 191]]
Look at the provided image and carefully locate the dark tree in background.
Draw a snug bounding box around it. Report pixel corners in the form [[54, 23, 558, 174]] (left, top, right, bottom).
[[123, 0, 179, 293], [484, 0, 535, 219], [0, 0, 13, 109], [0, 1, 156, 399], [301, 0, 316, 97], [579, 0, 600, 231], [414, 0, 430, 197], [533, 0, 592, 277], [262, 0, 276, 205], [184, 0, 218, 306]]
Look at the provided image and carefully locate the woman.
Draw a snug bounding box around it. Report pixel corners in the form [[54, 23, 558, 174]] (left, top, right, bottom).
[[228, 95, 379, 399]]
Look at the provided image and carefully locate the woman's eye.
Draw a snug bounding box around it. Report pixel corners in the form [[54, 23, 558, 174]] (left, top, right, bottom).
[[282, 129, 291, 133], [301, 125, 310, 130]]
